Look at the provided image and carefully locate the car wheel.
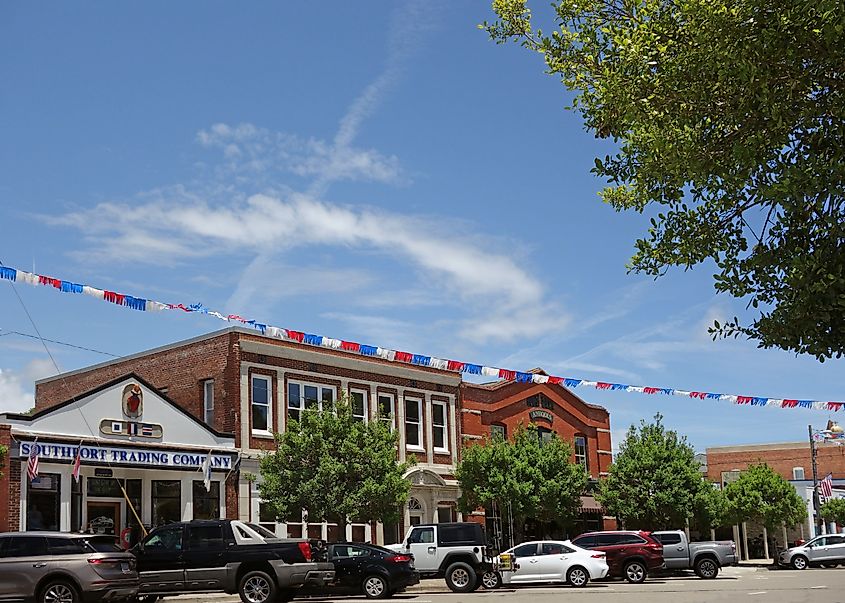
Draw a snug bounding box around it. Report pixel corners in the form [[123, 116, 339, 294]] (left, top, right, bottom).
[[694, 558, 720, 579], [363, 575, 389, 599], [791, 555, 809, 571], [623, 560, 647, 584], [239, 570, 278, 603], [481, 570, 502, 589], [445, 562, 477, 593], [40, 581, 78, 603], [567, 566, 590, 588]]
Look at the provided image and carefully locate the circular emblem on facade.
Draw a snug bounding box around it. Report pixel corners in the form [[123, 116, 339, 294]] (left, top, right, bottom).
[[122, 384, 143, 418]]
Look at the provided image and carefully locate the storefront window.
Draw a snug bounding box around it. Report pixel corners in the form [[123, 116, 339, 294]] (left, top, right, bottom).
[[27, 473, 61, 531], [192, 481, 220, 520], [152, 480, 181, 526]]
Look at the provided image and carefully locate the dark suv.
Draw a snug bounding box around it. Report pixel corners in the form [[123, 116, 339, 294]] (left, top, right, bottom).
[[571, 531, 664, 583]]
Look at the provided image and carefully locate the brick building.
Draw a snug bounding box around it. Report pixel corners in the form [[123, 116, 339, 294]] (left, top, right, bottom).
[[1, 327, 614, 544], [460, 374, 614, 545], [706, 441, 845, 553]]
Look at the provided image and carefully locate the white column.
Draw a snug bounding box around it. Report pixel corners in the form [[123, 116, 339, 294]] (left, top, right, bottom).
[[182, 474, 192, 521], [397, 389, 406, 462], [742, 522, 749, 560], [782, 524, 789, 550], [762, 526, 769, 560], [710, 528, 716, 541], [425, 395, 433, 464], [60, 472, 71, 532]]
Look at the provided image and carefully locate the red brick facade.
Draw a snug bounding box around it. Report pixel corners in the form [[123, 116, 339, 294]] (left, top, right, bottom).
[[460, 376, 613, 478], [707, 441, 845, 484], [19, 328, 613, 539]]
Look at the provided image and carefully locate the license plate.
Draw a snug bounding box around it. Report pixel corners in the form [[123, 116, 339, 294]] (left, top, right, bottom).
[[121, 563, 130, 573]]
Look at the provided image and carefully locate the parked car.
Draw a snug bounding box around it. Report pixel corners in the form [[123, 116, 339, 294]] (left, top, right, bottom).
[[386, 522, 493, 592], [497, 540, 608, 587], [296, 542, 419, 599], [0, 532, 139, 603], [778, 533, 845, 570], [652, 530, 737, 578], [131, 519, 334, 603], [570, 530, 664, 583]]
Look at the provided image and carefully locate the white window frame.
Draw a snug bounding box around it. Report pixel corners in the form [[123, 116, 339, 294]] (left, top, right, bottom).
[[377, 393, 395, 431], [574, 435, 588, 468], [251, 375, 272, 435], [793, 467, 805, 480], [431, 400, 449, 453], [404, 396, 423, 451], [203, 379, 214, 425], [350, 389, 369, 423], [287, 380, 336, 425]]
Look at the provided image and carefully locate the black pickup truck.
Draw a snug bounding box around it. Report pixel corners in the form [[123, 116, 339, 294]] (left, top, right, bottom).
[[131, 519, 334, 603]]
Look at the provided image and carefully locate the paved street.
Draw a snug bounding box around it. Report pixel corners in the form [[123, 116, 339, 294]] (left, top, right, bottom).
[[167, 567, 845, 603]]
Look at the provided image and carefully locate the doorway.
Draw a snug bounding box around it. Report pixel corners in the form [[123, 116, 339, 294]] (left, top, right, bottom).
[[87, 501, 121, 536]]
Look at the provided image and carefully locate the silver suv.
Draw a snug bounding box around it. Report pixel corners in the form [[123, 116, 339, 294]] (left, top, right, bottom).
[[0, 532, 139, 603], [779, 534, 845, 570]]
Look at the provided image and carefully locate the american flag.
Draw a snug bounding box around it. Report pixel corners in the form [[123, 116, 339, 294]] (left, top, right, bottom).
[[820, 473, 834, 500], [71, 446, 82, 483], [26, 444, 39, 482]]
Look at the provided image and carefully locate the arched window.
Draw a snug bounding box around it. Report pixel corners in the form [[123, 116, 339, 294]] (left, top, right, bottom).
[[408, 497, 424, 526]]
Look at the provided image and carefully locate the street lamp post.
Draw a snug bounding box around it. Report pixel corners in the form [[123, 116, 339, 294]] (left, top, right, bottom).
[[810, 424, 823, 536]]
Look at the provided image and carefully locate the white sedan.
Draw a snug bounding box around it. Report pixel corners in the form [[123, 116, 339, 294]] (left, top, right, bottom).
[[499, 540, 609, 587]]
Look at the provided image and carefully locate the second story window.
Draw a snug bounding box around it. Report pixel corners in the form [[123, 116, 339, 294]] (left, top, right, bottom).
[[350, 389, 368, 423], [405, 397, 423, 450], [251, 375, 271, 434], [378, 394, 395, 430], [490, 423, 507, 440], [203, 380, 214, 425], [793, 467, 805, 480], [574, 435, 588, 468], [288, 381, 335, 424], [432, 401, 448, 453]]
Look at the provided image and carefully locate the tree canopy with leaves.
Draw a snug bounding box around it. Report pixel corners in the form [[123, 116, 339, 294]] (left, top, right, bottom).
[[597, 414, 707, 530], [484, 0, 845, 359], [819, 498, 845, 525], [723, 463, 807, 530], [457, 424, 588, 534], [258, 394, 412, 531]]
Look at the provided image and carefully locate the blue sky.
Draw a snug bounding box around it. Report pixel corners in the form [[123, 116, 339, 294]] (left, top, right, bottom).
[[1, 1, 843, 452]]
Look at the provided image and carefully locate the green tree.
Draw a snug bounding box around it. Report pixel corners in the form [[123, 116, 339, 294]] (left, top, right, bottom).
[[597, 414, 704, 530], [819, 498, 845, 525], [484, 0, 845, 360], [258, 394, 412, 532], [0, 443, 6, 479], [723, 464, 807, 531], [457, 424, 588, 539], [691, 482, 730, 534]]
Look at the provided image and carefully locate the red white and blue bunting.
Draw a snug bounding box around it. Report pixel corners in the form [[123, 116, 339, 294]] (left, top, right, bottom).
[[2, 263, 842, 412]]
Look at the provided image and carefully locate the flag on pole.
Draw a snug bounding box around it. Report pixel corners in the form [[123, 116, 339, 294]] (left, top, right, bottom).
[[201, 451, 213, 492], [71, 445, 82, 483], [27, 444, 39, 482], [820, 473, 834, 500]]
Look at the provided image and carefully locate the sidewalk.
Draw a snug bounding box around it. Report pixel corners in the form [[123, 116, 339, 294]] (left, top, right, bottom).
[[738, 558, 778, 568]]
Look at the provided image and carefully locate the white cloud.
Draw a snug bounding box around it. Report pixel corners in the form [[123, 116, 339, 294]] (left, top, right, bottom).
[[47, 193, 565, 342], [0, 358, 57, 414], [196, 124, 406, 186]]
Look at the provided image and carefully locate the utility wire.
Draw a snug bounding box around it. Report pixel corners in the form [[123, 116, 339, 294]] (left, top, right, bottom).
[[0, 329, 119, 357]]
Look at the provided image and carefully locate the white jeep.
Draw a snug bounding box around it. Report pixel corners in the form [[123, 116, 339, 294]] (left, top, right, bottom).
[[387, 523, 493, 592]]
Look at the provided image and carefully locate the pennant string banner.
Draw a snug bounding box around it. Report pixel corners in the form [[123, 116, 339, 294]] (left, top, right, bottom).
[[2, 263, 842, 413]]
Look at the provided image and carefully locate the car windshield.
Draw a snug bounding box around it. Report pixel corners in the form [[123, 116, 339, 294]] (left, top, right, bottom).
[[246, 523, 278, 539], [82, 536, 122, 552]]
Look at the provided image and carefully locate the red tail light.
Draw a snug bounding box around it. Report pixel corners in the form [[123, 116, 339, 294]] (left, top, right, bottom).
[[387, 554, 412, 563], [298, 542, 312, 562], [88, 558, 125, 565]]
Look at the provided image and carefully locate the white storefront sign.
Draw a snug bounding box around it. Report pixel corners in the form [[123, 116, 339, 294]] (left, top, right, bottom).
[[19, 441, 233, 471]]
